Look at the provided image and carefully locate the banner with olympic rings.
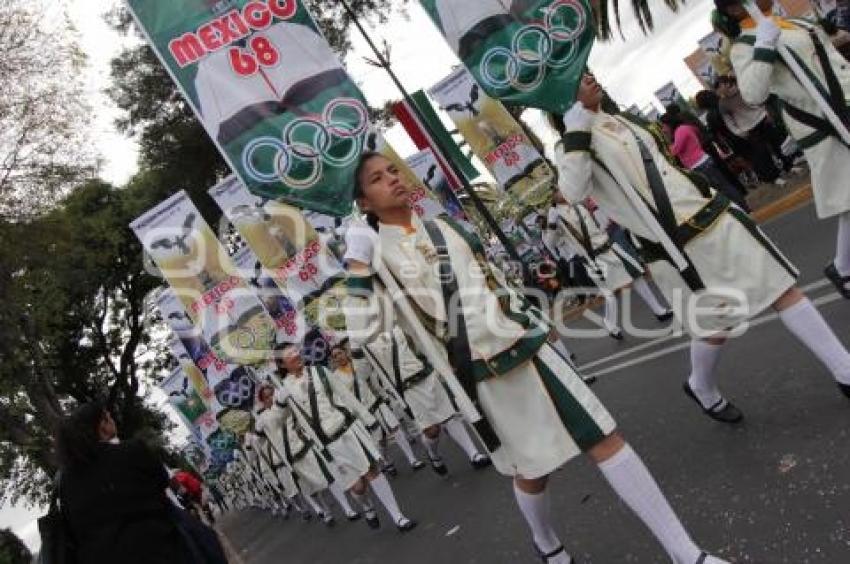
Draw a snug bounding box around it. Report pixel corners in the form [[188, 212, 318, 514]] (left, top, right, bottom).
[[131, 190, 277, 365], [429, 66, 555, 208], [126, 0, 369, 216], [420, 0, 595, 113]]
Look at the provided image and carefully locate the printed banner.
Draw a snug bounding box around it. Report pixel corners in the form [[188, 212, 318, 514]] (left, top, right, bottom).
[[209, 176, 347, 339], [405, 149, 468, 221], [161, 365, 219, 440], [126, 0, 369, 216], [131, 190, 276, 365], [429, 67, 554, 208], [654, 82, 685, 110], [420, 0, 595, 113]]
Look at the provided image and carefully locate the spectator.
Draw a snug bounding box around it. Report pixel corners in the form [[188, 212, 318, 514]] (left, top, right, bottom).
[[56, 401, 196, 564], [715, 76, 800, 182], [0, 528, 31, 564], [661, 110, 751, 211]]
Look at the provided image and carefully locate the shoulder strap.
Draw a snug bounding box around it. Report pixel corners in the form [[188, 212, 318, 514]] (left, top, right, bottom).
[[306, 370, 328, 443], [422, 219, 501, 452], [317, 366, 354, 423]]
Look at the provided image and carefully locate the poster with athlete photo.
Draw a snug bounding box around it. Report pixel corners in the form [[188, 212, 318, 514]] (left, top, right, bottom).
[[131, 190, 276, 365], [429, 67, 554, 208], [209, 176, 348, 340], [231, 243, 308, 343], [126, 0, 369, 216], [405, 149, 468, 222], [420, 0, 595, 112]]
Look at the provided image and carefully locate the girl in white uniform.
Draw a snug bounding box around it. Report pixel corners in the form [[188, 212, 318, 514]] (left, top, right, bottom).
[[276, 344, 417, 532], [349, 151, 728, 564], [546, 193, 673, 338], [329, 344, 425, 473], [554, 74, 850, 424], [714, 0, 850, 299], [345, 224, 493, 476]]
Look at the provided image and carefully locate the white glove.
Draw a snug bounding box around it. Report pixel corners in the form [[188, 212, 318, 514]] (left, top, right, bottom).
[[343, 221, 378, 266], [755, 18, 781, 48], [563, 101, 594, 131]]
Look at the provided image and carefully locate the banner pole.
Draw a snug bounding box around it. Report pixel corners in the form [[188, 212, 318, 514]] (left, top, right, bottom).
[[339, 0, 534, 282]]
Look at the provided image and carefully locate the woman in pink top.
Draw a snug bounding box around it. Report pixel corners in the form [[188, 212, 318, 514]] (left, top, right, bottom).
[[662, 112, 750, 212]]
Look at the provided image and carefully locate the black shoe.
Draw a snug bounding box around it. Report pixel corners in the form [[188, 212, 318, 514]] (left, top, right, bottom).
[[470, 453, 492, 469], [321, 514, 335, 528], [364, 510, 380, 529], [382, 462, 398, 477], [683, 382, 744, 424], [825, 263, 850, 299], [429, 456, 448, 476], [346, 512, 361, 522], [609, 329, 624, 341], [839, 382, 850, 399], [396, 517, 418, 533], [656, 310, 675, 323], [411, 460, 426, 471], [301, 512, 313, 522], [534, 543, 573, 563]]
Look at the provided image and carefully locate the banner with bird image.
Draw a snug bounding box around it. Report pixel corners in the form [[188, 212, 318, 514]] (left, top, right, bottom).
[[161, 363, 219, 440], [126, 0, 369, 216], [131, 190, 277, 365], [420, 0, 595, 113], [429, 66, 554, 209], [405, 148, 469, 222]]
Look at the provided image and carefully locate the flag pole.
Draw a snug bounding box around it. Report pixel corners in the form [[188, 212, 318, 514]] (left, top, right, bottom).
[[339, 0, 533, 280]]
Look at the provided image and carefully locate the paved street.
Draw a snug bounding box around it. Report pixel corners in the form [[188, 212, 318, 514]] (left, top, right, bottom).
[[220, 200, 850, 563]]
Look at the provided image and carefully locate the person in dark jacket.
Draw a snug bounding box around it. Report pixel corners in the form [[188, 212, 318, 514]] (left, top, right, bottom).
[[56, 401, 195, 564]]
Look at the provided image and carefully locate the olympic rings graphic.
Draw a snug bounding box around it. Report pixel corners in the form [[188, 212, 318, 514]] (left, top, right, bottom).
[[217, 373, 255, 408], [241, 98, 368, 190], [479, 0, 587, 93]]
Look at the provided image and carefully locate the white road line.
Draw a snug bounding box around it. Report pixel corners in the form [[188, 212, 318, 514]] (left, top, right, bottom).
[[580, 281, 842, 379]]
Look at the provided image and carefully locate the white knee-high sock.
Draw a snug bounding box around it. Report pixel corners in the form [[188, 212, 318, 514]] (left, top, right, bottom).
[[835, 211, 850, 278], [350, 490, 375, 513], [422, 432, 441, 460], [393, 429, 420, 465], [687, 339, 726, 410], [603, 292, 619, 332], [633, 277, 670, 316], [598, 444, 701, 564], [549, 338, 573, 361], [512, 482, 571, 564], [304, 494, 323, 516], [443, 417, 480, 461], [328, 482, 356, 516], [779, 298, 850, 385], [368, 474, 406, 523]]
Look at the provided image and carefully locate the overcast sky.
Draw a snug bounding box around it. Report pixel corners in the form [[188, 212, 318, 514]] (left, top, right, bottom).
[[0, 0, 718, 552]]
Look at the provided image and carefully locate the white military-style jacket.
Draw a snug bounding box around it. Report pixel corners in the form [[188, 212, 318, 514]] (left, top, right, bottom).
[[731, 17, 850, 217]]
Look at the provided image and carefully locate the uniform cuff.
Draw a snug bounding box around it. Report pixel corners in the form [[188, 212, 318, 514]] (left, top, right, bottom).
[[561, 131, 592, 153], [753, 46, 777, 63]]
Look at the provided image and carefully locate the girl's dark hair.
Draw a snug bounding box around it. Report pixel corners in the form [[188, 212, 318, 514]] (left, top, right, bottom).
[[354, 151, 387, 231], [712, 3, 743, 37], [56, 400, 109, 470], [546, 112, 566, 137]]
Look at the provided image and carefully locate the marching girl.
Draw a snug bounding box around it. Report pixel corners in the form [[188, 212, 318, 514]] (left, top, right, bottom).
[[713, 0, 850, 299], [348, 151, 727, 564], [547, 192, 674, 339], [255, 383, 360, 526], [243, 430, 298, 519], [328, 343, 425, 473], [344, 224, 493, 476], [271, 344, 417, 532], [553, 74, 850, 425]]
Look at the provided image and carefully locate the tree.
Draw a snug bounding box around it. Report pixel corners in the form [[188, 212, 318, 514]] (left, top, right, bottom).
[[0, 2, 97, 219], [593, 0, 682, 40], [0, 528, 31, 564], [0, 175, 175, 504]]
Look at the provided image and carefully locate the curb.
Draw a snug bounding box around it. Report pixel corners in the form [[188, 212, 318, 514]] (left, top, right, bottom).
[[752, 184, 813, 224]]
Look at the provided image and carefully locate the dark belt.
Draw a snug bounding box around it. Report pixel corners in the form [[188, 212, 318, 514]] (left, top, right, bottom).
[[592, 240, 613, 257], [290, 442, 312, 463], [324, 418, 355, 444], [368, 398, 383, 414], [641, 193, 729, 264]]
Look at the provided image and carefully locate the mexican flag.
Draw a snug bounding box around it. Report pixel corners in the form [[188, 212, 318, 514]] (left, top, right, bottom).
[[420, 0, 596, 113]]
